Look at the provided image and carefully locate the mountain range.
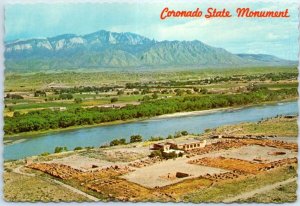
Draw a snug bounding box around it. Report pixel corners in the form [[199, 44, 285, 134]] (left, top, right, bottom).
[[4, 30, 297, 71]]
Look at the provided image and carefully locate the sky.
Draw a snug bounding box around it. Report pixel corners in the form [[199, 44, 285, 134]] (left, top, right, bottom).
[[5, 1, 299, 60]]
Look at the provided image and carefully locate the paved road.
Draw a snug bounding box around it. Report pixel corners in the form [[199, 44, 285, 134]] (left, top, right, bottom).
[[223, 177, 297, 203]]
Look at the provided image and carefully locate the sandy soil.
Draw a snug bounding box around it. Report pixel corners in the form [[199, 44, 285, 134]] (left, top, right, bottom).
[[122, 156, 227, 188], [48, 155, 128, 171], [200, 145, 297, 163], [153, 107, 231, 119], [47, 146, 150, 171], [267, 136, 298, 143]]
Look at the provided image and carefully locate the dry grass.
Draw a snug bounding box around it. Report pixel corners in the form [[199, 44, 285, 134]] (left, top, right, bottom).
[[183, 164, 297, 202], [240, 180, 297, 203], [3, 172, 89, 202], [213, 116, 298, 137]]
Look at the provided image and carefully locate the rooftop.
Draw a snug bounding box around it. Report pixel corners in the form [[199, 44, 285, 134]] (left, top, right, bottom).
[[168, 138, 203, 145]]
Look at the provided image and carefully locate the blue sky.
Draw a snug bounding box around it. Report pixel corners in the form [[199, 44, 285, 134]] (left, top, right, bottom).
[[5, 1, 299, 60]]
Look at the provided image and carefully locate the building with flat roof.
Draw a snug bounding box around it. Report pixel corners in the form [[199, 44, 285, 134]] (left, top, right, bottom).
[[152, 138, 206, 152], [168, 139, 206, 151]]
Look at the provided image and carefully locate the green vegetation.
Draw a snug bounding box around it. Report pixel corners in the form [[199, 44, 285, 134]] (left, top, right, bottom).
[[149, 136, 164, 141], [5, 94, 24, 99], [184, 165, 297, 202], [110, 97, 118, 103], [58, 93, 73, 100], [149, 149, 183, 159], [211, 115, 298, 137], [74, 98, 83, 104], [240, 180, 297, 203], [54, 147, 68, 153], [74, 147, 83, 151], [110, 138, 127, 146], [130, 135, 143, 143], [4, 67, 297, 91], [3, 172, 90, 202], [4, 88, 297, 135], [39, 152, 50, 156]]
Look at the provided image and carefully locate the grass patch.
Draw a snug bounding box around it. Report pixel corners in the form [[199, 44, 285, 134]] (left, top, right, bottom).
[[3, 172, 90, 202], [240, 180, 297, 203], [212, 116, 298, 137], [183, 164, 297, 202]]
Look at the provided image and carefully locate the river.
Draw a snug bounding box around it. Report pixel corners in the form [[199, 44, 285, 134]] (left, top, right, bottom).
[[4, 101, 298, 160]]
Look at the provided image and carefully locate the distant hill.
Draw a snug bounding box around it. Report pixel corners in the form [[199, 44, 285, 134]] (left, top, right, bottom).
[[4, 30, 297, 71]]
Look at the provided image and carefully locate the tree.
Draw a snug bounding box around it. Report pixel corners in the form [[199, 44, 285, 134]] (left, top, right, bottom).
[[181, 131, 189, 136], [149, 150, 163, 159], [110, 138, 127, 146], [162, 151, 178, 159], [54, 146, 68, 153], [193, 87, 199, 92], [200, 88, 208, 94], [34, 90, 46, 97], [59, 93, 73, 100], [142, 95, 151, 101], [117, 90, 124, 95], [74, 98, 83, 104], [74, 146, 83, 151], [130, 135, 143, 143], [8, 106, 14, 112], [175, 89, 184, 96], [152, 92, 159, 99], [166, 135, 173, 139], [110, 97, 118, 103], [13, 111, 21, 117]]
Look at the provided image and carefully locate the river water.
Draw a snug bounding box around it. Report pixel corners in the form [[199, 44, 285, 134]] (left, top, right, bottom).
[[4, 101, 298, 160]]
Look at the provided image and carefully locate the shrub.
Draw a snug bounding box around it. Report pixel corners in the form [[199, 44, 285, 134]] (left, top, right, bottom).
[[162, 151, 178, 159], [152, 92, 159, 99], [110, 138, 127, 146], [142, 95, 151, 101], [149, 150, 163, 159], [74, 146, 83, 151], [130, 135, 143, 143], [85, 146, 94, 150], [59, 93, 73, 100], [204, 128, 211, 133], [181, 131, 189, 136], [74, 98, 83, 104], [13, 111, 21, 117], [174, 131, 182, 138], [149, 136, 164, 141], [54, 146, 68, 153], [117, 90, 124, 95], [40, 152, 50, 156], [110, 97, 118, 103], [166, 135, 173, 139], [200, 88, 208, 94]]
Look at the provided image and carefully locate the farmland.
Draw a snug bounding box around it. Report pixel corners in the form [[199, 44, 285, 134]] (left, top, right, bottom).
[[3, 66, 298, 137]]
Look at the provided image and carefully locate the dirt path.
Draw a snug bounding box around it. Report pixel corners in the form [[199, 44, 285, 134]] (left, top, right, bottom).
[[52, 179, 99, 201], [12, 166, 99, 201], [223, 177, 297, 203], [13, 166, 35, 177]]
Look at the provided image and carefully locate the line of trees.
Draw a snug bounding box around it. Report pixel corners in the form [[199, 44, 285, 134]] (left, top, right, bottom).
[[4, 88, 297, 135], [126, 72, 298, 88]]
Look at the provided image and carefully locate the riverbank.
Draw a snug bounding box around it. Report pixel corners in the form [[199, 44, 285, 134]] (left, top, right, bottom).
[[4, 98, 298, 142], [155, 98, 298, 119]]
